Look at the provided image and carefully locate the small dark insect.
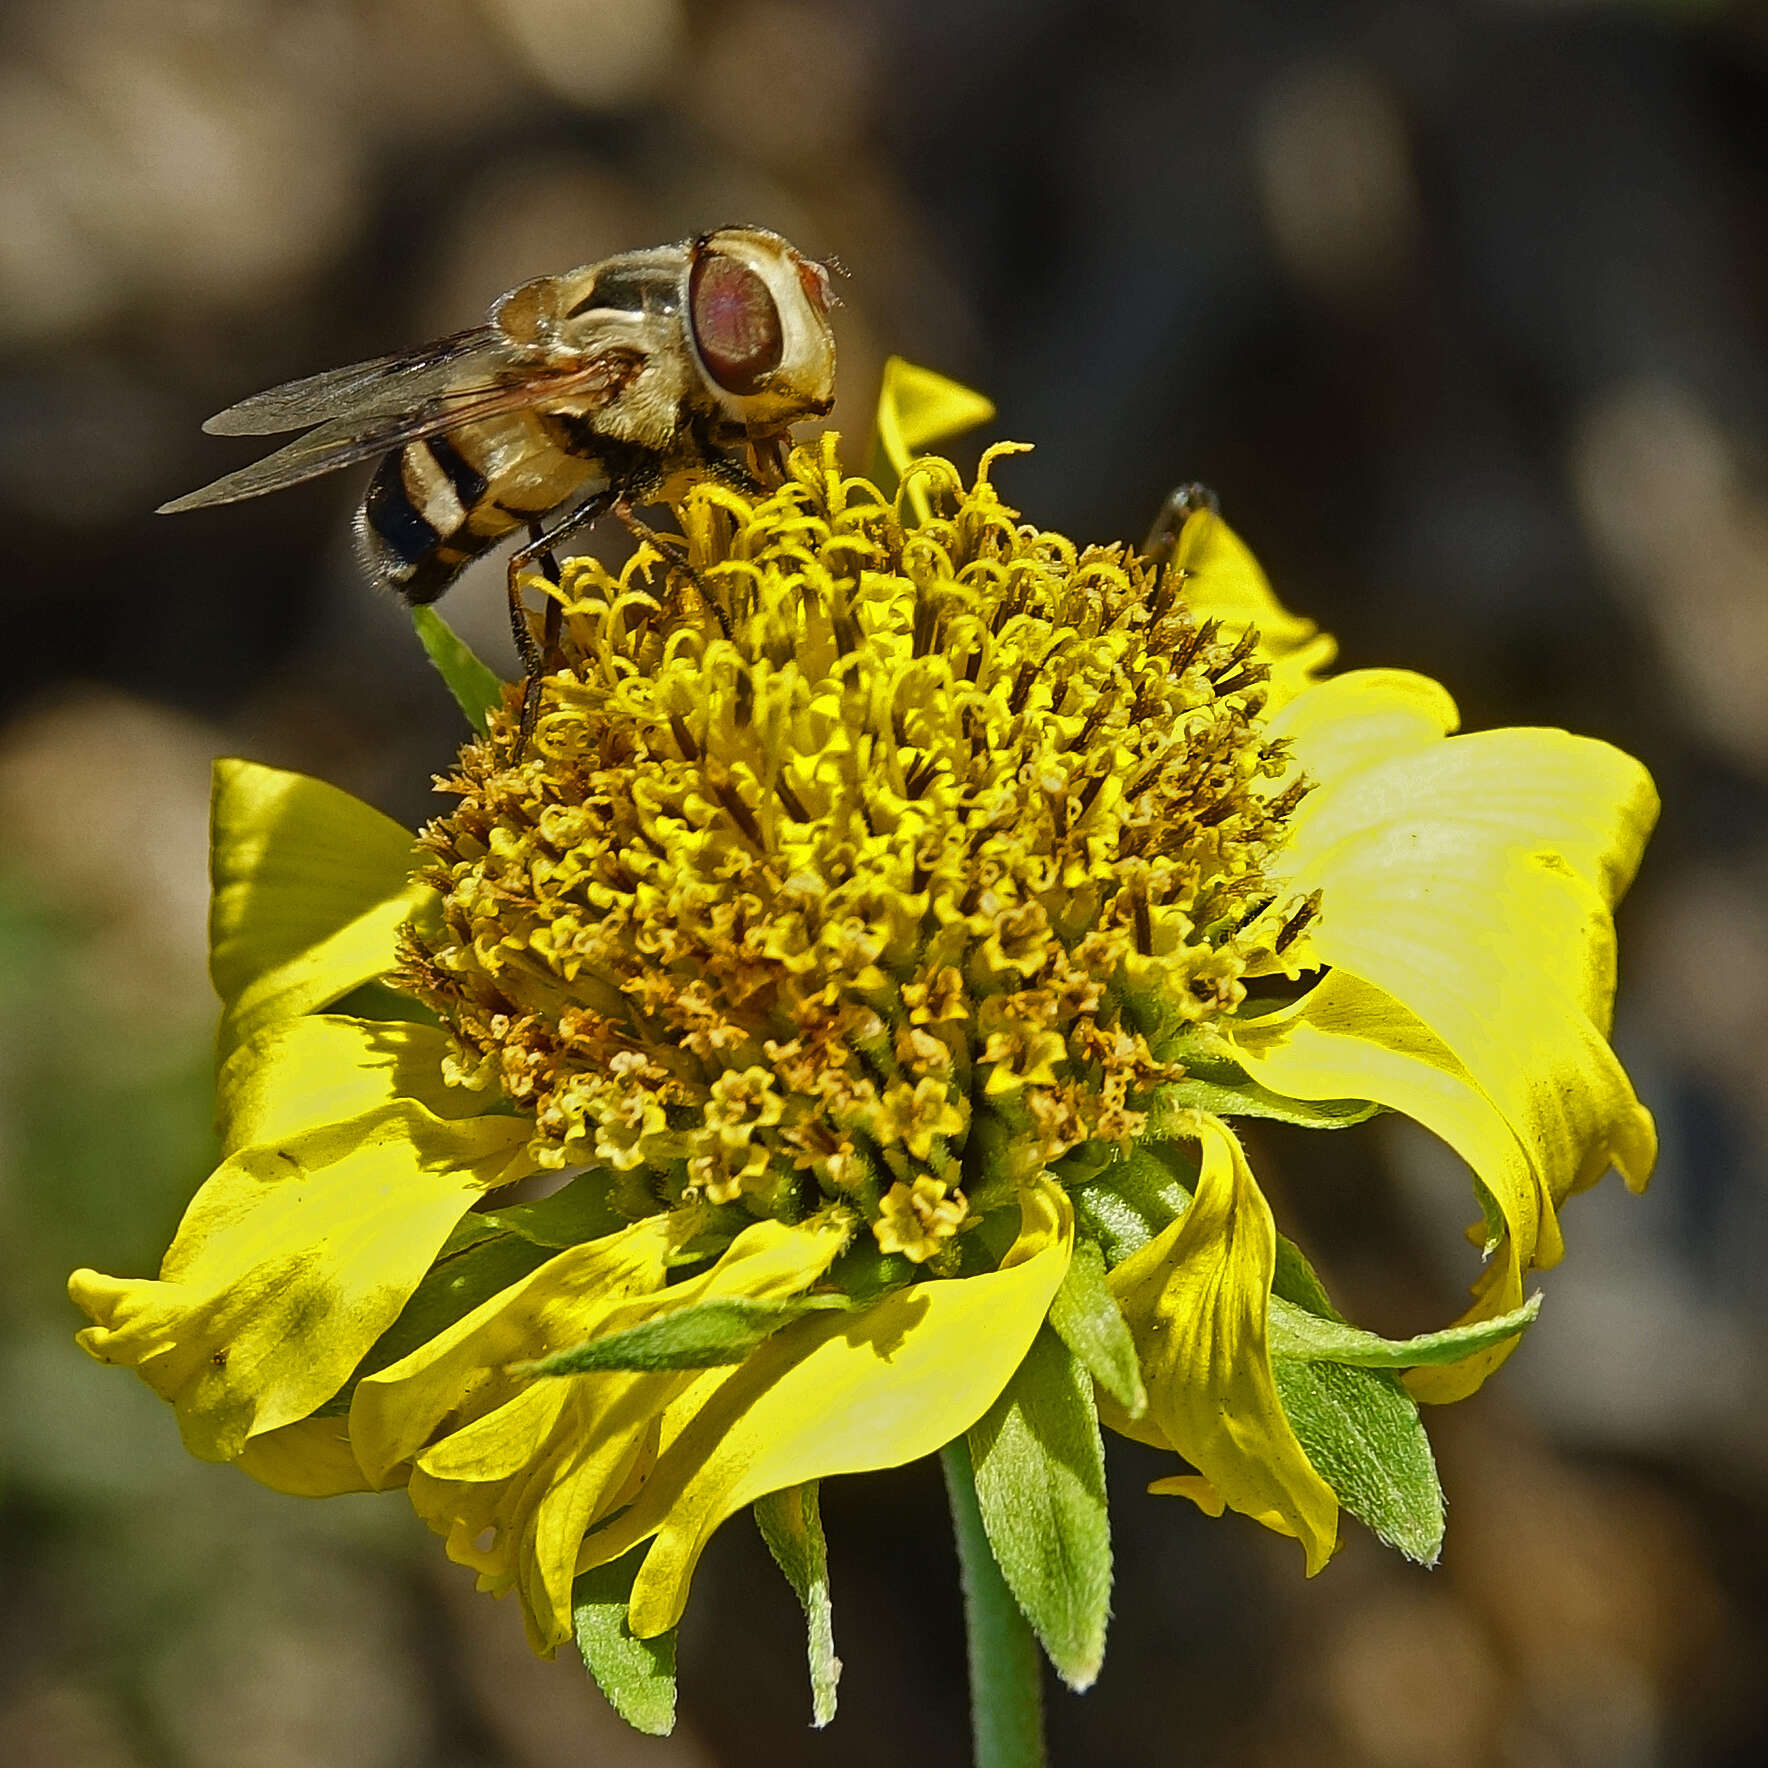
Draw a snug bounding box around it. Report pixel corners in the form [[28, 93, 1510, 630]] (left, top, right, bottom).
[[161, 227, 839, 742], [1141, 481, 1219, 568]]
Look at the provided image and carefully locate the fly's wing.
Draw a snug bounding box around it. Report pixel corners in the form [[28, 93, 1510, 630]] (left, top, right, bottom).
[[160, 342, 645, 514], [199, 327, 503, 436]]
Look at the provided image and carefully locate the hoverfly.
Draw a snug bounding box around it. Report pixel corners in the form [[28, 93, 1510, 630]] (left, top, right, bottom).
[[161, 226, 839, 738]]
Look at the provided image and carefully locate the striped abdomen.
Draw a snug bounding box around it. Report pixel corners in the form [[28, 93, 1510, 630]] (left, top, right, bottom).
[[356, 412, 602, 605]]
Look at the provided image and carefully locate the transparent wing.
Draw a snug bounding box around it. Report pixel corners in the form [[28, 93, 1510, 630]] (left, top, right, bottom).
[[159, 348, 643, 513], [200, 327, 504, 436]]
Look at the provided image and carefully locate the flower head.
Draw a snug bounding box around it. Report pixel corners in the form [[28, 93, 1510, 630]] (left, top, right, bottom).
[[397, 433, 1319, 1257], [68, 360, 1656, 1725]]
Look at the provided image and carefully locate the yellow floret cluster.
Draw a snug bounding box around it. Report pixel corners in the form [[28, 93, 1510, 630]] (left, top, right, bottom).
[[396, 437, 1314, 1261]]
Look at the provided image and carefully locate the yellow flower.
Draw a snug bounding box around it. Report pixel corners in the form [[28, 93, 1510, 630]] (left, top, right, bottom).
[[68, 357, 1654, 1723]]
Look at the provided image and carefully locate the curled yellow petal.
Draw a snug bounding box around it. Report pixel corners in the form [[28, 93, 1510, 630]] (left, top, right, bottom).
[[1223, 974, 1537, 1401], [1103, 1115, 1339, 1573], [1260, 678, 1657, 1303], [69, 1104, 532, 1461], [356, 1210, 856, 1653], [350, 1214, 686, 1485], [1147, 1473, 1226, 1516], [581, 1178, 1074, 1638], [209, 759, 431, 1060]]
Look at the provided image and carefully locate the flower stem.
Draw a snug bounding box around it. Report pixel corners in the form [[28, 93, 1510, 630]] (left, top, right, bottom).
[[941, 1438, 1047, 1768]]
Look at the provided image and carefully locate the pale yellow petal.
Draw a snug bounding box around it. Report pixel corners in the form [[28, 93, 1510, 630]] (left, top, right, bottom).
[[234, 1416, 381, 1496], [360, 1210, 856, 1651], [1264, 668, 1459, 780], [1258, 690, 1657, 1296], [209, 759, 431, 1059], [350, 1214, 681, 1485], [871, 357, 996, 484]]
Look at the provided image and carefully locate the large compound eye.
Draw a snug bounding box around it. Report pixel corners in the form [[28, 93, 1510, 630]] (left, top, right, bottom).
[[689, 251, 784, 395]]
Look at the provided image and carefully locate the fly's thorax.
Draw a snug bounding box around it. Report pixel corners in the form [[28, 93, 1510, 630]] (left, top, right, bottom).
[[394, 440, 1309, 1259]]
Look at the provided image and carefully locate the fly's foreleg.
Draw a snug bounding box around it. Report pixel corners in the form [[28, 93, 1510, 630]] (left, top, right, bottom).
[[505, 490, 614, 753]]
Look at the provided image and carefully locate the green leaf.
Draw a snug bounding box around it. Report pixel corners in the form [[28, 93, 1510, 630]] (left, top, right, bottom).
[[476, 1168, 630, 1249], [968, 1326, 1112, 1691], [1147, 1027, 1382, 1130], [1046, 1238, 1146, 1417], [754, 1484, 841, 1727], [326, 978, 438, 1027], [1274, 1357, 1444, 1564], [572, 1545, 677, 1736], [410, 605, 505, 735], [1271, 1229, 1340, 1317], [1270, 1293, 1541, 1368], [1146, 1075, 1382, 1131], [1066, 1141, 1195, 1267], [824, 1236, 918, 1305], [1264, 1228, 1462, 1564], [521, 1292, 853, 1377]]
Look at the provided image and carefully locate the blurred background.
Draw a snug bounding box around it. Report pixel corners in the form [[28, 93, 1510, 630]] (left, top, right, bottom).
[[4, 0, 1768, 1762]]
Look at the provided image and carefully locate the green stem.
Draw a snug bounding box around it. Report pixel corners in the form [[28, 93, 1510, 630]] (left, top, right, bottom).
[[940, 1438, 1047, 1768]]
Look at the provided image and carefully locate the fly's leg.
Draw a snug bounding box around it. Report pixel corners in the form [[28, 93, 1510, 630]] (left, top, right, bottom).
[[745, 429, 791, 490], [525, 521, 566, 660], [505, 490, 614, 754], [1142, 481, 1220, 569], [614, 501, 732, 641]]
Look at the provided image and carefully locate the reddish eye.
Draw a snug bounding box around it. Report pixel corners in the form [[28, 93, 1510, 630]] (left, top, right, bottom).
[[689, 252, 784, 395]]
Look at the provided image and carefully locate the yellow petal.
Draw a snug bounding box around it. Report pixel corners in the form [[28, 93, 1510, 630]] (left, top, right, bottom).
[[409, 1385, 659, 1655], [1171, 510, 1338, 709], [1264, 667, 1459, 780], [1103, 1115, 1339, 1573], [217, 1015, 490, 1156], [234, 1415, 383, 1496], [69, 1103, 532, 1461], [870, 357, 996, 486], [1264, 692, 1657, 1270], [359, 1210, 856, 1652], [350, 1214, 683, 1485], [1274, 675, 1658, 916], [1223, 974, 1535, 1402], [210, 759, 431, 1059], [1147, 1473, 1227, 1516], [580, 1178, 1074, 1637]]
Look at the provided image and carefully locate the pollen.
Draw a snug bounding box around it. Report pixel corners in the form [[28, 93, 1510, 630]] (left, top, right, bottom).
[[396, 435, 1308, 1248]]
